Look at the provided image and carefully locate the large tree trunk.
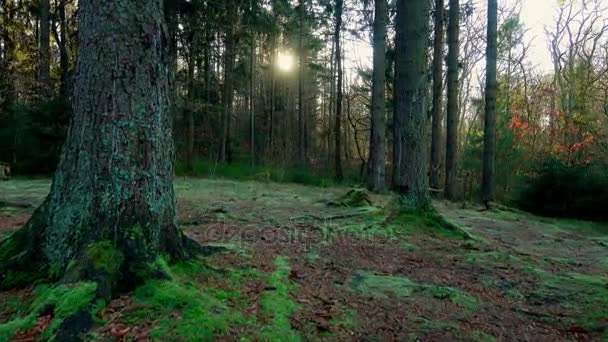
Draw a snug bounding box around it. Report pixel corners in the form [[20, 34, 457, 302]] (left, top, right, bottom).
[[366, 0, 388, 192], [393, 0, 431, 210], [334, 0, 344, 180], [1, 0, 197, 292], [39, 0, 51, 93], [429, 0, 444, 191], [482, 0, 498, 205], [444, 0, 460, 200]]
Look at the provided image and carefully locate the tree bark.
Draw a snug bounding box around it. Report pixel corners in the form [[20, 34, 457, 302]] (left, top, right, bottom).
[[444, 0, 460, 200], [429, 0, 444, 191], [334, 0, 344, 180], [482, 0, 498, 205], [393, 0, 431, 210], [366, 0, 388, 192], [1, 0, 198, 291]]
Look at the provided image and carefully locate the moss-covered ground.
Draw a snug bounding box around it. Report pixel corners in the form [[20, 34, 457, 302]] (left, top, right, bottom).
[[0, 178, 606, 341]]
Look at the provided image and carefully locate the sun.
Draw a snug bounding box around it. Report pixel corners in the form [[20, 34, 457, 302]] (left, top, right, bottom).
[[276, 51, 295, 72]]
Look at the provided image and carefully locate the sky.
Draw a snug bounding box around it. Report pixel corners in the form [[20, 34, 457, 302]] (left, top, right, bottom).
[[343, 0, 561, 75]]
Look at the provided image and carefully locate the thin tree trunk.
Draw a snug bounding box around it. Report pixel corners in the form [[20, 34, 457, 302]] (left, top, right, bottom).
[[39, 0, 50, 93], [334, 0, 344, 180], [297, 0, 306, 166], [221, 0, 237, 163], [52, 0, 70, 101], [430, 0, 444, 191], [482, 0, 498, 205], [250, 35, 255, 167], [393, 0, 431, 209], [366, 0, 388, 192], [444, 0, 460, 200]]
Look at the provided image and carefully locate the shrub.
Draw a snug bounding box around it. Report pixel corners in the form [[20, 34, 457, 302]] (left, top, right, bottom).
[[176, 159, 357, 187], [515, 159, 608, 221]]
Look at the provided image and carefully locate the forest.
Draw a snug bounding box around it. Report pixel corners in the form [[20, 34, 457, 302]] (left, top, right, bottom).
[[0, 0, 607, 340]]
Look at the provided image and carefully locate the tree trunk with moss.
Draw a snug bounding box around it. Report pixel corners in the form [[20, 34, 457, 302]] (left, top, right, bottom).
[[392, 0, 432, 210], [0, 0, 198, 292]]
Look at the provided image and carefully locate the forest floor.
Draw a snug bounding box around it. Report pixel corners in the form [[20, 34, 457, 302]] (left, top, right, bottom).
[[0, 178, 607, 341]]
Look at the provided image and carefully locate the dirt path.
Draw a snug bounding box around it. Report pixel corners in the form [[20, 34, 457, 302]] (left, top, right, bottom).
[[1, 178, 606, 341]]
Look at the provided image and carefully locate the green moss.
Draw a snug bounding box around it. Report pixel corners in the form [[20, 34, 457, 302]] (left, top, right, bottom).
[[390, 212, 471, 240], [127, 258, 255, 341], [347, 272, 478, 312], [133, 280, 244, 341], [470, 330, 497, 342], [0, 282, 98, 341], [348, 271, 417, 298], [528, 269, 608, 330], [84, 241, 124, 274], [466, 250, 522, 264], [424, 286, 478, 311], [412, 317, 459, 333], [258, 256, 301, 342], [329, 308, 357, 331]]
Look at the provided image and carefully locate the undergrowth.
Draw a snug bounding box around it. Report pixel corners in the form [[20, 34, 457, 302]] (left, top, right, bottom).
[[176, 159, 359, 187]]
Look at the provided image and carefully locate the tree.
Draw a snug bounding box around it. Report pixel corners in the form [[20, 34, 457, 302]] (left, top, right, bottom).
[[297, 0, 307, 166], [482, 0, 498, 205], [334, 0, 344, 180], [220, 0, 239, 163], [393, 0, 432, 209], [429, 0, 445, 191], [39, 0, 50, 92], [0, 0, 199, 293], [366, 0, 388, 192], [444, 0, 460, 200], [51, 0, 71, 100]]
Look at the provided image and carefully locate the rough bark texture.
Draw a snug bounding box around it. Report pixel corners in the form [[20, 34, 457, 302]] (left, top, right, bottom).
[[393, 0, 431, 210], [444, 0, 460, 200], [482, 0, 498, 205], [1, 0, 197, 290], [334, 0, 344, 181], [429, 0, 444, 191], [366, 0, 387, 192], [39, 0, 51, 92]]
